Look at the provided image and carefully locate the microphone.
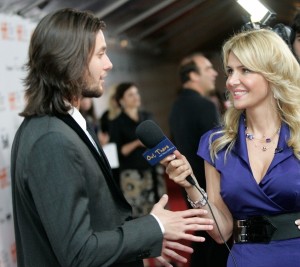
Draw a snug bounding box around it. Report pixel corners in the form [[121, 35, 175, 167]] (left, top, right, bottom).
[[135, 120, 196, 186]]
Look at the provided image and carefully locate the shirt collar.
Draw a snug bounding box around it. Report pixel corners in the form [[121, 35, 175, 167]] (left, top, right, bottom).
[[68, 106, 87, 131]]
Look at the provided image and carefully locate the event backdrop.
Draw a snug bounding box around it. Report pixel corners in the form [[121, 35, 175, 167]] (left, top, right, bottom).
[[0, 13, 36, 267]]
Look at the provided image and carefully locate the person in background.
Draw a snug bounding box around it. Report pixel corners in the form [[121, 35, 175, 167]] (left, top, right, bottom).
[[10, 8, 214, 267], [79, 97, 100, 137], [169, 53, 229, 267], [98, 85, 121, 145], [291, 12, 300, 60], [97, 86, 121, 184], [110, 82, 167, 219], [163, 28, 300, 267]]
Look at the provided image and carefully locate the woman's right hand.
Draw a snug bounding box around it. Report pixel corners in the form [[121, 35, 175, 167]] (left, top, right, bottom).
[[161, 150, 195, 189]]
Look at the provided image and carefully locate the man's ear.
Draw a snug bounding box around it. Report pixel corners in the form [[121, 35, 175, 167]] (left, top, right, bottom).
[[190, 71, 200, 81]]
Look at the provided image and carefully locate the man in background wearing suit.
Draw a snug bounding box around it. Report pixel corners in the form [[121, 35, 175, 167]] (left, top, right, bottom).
[[291, 12, 300, 60], [169, 53, 229, 267], [10, 9, 214, 267]]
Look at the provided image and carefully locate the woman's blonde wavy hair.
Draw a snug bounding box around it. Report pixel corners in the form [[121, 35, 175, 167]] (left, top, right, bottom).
[[210, 29, 300, 161]]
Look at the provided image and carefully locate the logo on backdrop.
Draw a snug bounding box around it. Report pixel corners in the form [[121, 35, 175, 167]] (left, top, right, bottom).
[[0, 168, 9, 189], [8, 91, 23, 111], [11, 243, 16, 263], [1, 21, 13, 40], [1, 20, 29, 41]]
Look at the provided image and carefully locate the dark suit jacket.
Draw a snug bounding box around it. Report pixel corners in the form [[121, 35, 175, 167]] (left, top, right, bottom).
[[169, 89, 220, 189], [11, 114, 163, 267]]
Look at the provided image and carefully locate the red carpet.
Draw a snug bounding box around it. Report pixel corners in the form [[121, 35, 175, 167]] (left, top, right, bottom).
[[166, 177, 191, 267], [166, 177, 188, 211]]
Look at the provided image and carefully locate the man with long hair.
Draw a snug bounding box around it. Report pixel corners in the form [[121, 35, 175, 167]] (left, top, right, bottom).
[[10, 8, 213, 267]]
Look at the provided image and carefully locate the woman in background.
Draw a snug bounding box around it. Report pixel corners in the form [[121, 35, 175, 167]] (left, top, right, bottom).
[[110, 82, 166, 218], [99, 86, 121, 145]]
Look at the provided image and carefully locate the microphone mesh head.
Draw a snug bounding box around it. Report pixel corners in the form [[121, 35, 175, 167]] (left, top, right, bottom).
[[136, 120, 165, 148]]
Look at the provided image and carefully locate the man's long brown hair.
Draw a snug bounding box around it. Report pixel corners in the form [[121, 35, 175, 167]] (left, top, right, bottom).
[[20, 8, 105, 117]]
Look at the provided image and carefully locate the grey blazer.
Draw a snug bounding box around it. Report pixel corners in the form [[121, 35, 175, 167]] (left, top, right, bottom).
[[11, 114, 163, 267]]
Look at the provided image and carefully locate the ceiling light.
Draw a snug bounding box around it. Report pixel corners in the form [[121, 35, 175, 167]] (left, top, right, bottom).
[[120, 39, 129, 48], [237, 0, 275, 25]]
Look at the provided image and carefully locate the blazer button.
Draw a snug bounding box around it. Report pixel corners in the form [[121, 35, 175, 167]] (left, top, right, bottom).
[[137, 250, 151, 260]]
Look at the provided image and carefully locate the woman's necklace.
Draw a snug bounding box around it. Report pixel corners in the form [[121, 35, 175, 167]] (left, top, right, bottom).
[[245, 126, 280, 152]]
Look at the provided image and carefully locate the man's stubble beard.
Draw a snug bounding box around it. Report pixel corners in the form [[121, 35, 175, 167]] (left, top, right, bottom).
[[81, 77, 103, 98]]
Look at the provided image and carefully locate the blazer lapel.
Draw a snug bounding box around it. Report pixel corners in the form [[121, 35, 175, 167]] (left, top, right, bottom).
[[56, 113, 131, 209], [86, 123, 112, 173]]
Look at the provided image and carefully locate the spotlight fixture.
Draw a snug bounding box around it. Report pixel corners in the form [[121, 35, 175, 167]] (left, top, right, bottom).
[[237, 0, 276, 26]]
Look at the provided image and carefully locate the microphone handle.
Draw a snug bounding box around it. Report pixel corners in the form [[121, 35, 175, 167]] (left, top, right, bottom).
[[186, 175, 196, 186]]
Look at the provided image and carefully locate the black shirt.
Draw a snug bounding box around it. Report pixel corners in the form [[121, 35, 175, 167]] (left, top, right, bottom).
[[110, 111, 153, 170]]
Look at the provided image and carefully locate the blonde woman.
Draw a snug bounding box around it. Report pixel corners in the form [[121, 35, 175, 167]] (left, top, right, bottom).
[[163, 29, 300, 267]]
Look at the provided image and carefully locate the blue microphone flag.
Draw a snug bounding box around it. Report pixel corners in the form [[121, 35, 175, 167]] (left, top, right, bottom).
[[142, 136, 177, 166]]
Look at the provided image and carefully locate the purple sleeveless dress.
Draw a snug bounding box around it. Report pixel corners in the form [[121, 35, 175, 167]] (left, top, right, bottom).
[[198, 117, 300, 267]]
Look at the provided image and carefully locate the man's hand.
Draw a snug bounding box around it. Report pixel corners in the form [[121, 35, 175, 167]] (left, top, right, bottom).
[[155, 239, 194, 266], [151, 194, 214, 241]]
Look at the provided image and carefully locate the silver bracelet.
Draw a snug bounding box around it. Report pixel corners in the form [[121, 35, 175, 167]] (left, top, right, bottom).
[[187, 187, 208, 208]]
